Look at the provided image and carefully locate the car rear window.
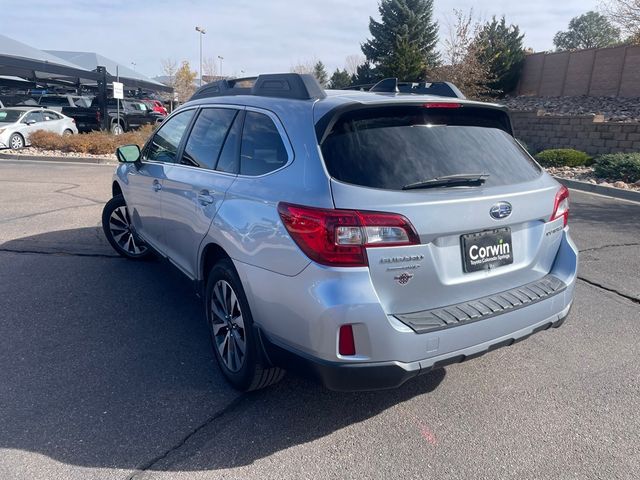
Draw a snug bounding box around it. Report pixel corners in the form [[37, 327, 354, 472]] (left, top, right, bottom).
[[39, 97, 69, 106], [0, 110, 23, 122], [320, 106, 541, 190]]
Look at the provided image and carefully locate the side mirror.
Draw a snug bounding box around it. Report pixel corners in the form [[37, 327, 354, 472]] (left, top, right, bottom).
[[24, 119, 37, 125], [116, 144, 141, 163]]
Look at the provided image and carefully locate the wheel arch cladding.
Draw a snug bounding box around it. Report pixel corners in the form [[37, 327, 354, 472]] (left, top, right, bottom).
[[112, 181, 123, 198], [201, 243, 232, 284]]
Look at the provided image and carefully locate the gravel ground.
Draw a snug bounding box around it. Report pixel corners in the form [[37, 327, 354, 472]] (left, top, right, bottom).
[[546, 166, 640, 191], [1, 146, 115, 161], [504, 96, 640, 122]]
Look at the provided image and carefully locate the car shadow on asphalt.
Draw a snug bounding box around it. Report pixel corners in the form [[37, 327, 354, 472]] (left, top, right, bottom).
[[0, 228, 446, 472]]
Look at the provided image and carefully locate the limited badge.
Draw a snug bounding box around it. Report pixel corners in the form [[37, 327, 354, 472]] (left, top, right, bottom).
[[394, 272, 414, 285]]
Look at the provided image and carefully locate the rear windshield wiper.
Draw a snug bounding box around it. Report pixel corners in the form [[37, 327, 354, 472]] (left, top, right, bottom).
[[402, 174, 489, 190]]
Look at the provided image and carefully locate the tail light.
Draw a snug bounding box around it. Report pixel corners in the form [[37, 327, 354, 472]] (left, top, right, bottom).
[[96, 110, 101, 124], [423, 102, 461, 109], [338, 325, 356, 356], [550, 186, 570, 227], [278, 203, 419, 267]]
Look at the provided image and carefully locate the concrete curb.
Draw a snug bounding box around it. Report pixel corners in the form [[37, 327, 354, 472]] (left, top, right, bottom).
[[555, 177, 640, 202], [0, 152, 115, 165]]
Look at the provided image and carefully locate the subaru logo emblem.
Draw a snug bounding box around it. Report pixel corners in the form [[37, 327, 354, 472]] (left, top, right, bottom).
[[490, 202, 512, 220]]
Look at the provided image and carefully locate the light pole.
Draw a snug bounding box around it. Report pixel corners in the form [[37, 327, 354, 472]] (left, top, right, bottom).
[[131, 62, 136, 71], [218, 55, 224, 78], [195, 26, 206, 87]]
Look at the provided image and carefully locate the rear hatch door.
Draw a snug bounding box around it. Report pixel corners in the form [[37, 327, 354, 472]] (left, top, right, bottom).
[[319, 102, 564, 314]]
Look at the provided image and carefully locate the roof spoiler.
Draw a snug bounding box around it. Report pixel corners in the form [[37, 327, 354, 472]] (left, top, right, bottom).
[[348, 78, 466, 99], [189, 73, 327, 101]]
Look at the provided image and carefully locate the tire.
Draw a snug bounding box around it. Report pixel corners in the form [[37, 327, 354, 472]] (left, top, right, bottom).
[[63, 129, 73, 136], [111, 123, 124, 135], [205, 259, 285, 391], [9, 133, 24, 150], [101, 195, 151, 259]]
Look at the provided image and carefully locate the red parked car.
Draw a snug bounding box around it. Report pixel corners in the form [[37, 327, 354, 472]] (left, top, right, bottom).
[[141, 99, 168, 116]]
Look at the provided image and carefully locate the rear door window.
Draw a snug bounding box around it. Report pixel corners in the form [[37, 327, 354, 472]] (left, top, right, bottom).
[[240, 111, 288, 176], [43, 111, 62, 121], [215, 111, 244, 174], [24, 111, 45, 123], [181, 108, 237, 169], [320, 106, 541, 190]]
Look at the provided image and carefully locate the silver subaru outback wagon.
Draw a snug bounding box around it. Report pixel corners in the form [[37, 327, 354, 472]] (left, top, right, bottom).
[[102, 73, 578, 392]]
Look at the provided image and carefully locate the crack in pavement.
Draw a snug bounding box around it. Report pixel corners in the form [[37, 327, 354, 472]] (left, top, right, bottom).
[[126, 394, 248, 480], [0, 248, 119, 259], [0, 179, 104, 224], [578, 276, 640, 304], [579, 243, 640, 254], [0, 202, 101, 224]]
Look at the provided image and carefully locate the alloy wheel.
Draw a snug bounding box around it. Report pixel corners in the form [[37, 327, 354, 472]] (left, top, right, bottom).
[[108, 206, 147, 256], [210, 280, 246, 372]]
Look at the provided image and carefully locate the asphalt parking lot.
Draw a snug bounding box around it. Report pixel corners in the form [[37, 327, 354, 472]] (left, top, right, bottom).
[[1, 159, 639, 480]]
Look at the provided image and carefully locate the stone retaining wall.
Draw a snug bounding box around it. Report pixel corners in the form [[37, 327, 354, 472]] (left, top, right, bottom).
[[517, 45, 640, 97], [510, 111, 640, 155]]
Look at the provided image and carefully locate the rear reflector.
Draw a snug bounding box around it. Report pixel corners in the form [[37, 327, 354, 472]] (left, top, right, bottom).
[[550, 186, 570, 227], [278, 203, 420, 267], [338, 325, 356, 356]]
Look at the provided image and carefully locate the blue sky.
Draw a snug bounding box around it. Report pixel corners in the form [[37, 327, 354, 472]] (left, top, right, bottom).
[[2, 0, 599, 79]]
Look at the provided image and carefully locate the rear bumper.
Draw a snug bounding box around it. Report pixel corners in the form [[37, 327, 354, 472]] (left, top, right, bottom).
[[263, 303, 572, 391], [237, 229, 578, 390]]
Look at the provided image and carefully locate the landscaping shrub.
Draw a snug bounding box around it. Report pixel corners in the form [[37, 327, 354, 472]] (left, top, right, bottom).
[[534, 149, 592, 168], [29, 124, 156, 156], [593, 153, 640, 183]]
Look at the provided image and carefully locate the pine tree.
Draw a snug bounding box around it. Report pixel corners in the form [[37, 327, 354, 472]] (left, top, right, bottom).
[[475, 16, 526, 95], [351, 62, 381, 85], [553, 11, 621, 51], [313, 61, 329, 87], [328, 69, 352, 89], [362, 0, 440, 80]]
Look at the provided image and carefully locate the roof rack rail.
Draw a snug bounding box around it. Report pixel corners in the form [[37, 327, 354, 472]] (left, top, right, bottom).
[[189, 73, 327, 102], [345, 78, 466, 99]]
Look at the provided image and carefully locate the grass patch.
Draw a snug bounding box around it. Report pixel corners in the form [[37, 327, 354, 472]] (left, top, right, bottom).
[[29, 125, 156, 156]]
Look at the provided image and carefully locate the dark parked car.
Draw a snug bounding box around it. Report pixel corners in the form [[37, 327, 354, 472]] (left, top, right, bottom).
[[62, 98, 163, 133], [36, 94, 92, 112]]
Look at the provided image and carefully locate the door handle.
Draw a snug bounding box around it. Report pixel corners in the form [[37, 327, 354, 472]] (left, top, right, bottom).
[[197, 191, 215, 206], [153, 181, 162, 192]]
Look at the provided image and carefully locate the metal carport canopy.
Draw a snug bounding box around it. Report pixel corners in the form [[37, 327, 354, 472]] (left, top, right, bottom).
[[0, 34, 100, 86], [0, 34, 172, 93], [46, 50, 172, 93]]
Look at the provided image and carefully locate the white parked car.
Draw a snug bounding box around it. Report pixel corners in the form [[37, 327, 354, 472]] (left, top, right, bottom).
[[0, 107, 78, 149]]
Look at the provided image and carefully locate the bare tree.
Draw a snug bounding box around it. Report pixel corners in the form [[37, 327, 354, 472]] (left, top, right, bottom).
[[442, 9, 478, 65], [202, 57, 218, 81], [161, 58, 178, 88], [601, 0, 640, 42], [432, 9, 495, 99], [345, 54, 366, 76], [290, 59, 316, 75]]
